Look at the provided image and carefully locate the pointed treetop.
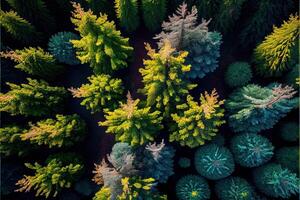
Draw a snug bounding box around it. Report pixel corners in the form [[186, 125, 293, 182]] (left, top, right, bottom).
[[122, 91, 137, 119], [0, 50, 21, 62], [145, 140, 166, 161], [200, 89, 224, 118], [71, 2, 92, 18]]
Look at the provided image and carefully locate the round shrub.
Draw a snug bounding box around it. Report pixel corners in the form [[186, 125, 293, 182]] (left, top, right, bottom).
[[253, 163, 299, 198], [225, 62, 252, 88], [280, 122, 299, 142], [178, 157, 191, 168], [275, 146, 299, 173], [48, 32, 79, 65], [176, 175, 210, 200], [230, 133, 274, 167], [195, 144, 235, 180], [215, 177, 255, 200]]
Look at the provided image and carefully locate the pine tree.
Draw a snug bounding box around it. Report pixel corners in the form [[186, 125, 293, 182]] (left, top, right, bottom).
[[141, 0, 166, 32], [139, 41, 197, 118], [170, 89, 225, 148], [5, 0, 56, 32], [0, 10, 40, 44], [69, 74, 124, 113], [0, 125, 32, 157], [93, 187, 111, 200], [71, 2, 133, 74], [0, 47, 64, 79], [155, 3, 222, 79], [115, 0, 139, 32], [21, 114, 86, 148], [254, 15, 299, 77], [196, 0, 220, 20], [16, 153, 84, 198], [99, 92, 163, 146], [0, 79, 68, 116], [226, 84, 298, 134]]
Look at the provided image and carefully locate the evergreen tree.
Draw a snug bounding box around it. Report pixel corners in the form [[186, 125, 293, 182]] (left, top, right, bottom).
[[0, 79, 68, 116], [0, 47, 64, 79], [99, 92, 163, 146], [16, 153, 84, 198], [139, 41, 197, 118], [115, 0, 139, 32], [0, 125, 32, 157], [170, 89, 225, 148], [69, 74, 124, 113], [5, 0, 56, 32], [155, 3, 222, 79], [253, 163, 299, 198], [214, 0, 247, 33], [93, 187, 111, 200], [275, 147, 299, 173], [0, 10, 40, 44], [21, 114, 86, 148], [279, 122, 299, 142], [85, 0, 113, 15], [196, 0, 220, 20], [71, 2, 133, 74], [141, 0, 166, 32], [226, 84, 298, 134], [254, 15, 299, 77], [225, 62, 252, 88]]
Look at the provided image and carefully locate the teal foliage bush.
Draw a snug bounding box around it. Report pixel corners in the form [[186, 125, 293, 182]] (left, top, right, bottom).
[[230, 133, 274, 168], [280, 122, 299, 142], [275, 147, 299, 173], [215, 177, 255, 200], [176, 175, 210, 200], [142, 141, 175, 183], [195, 144, 235, 180], [253, 163, 299, 198], [109, 142, 133, 170], [225, 62, 252, 88], [48, 32, 80, 65], [226, 84, 298, 134], [178, 157, 191, 168]]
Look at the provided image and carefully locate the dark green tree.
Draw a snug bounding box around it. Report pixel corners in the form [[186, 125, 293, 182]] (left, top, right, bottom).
[[115, 0, 139, 32], [99, 92, 163, 146], [139, 41, 197, 118], [141, 0, 166, 32], [21, 114, 86, 148], [71, 2, 133, 74], [69, 74, 124, 113], [225, 62, 252, 88], [0, 47, 64, 79], [196, 0, 220, 20], [170, 89, 225, 148], [16, 153, 84, 198], [0, 79, 68, 116], [85, 0, 113, 15], [275, 147, 299, 173]]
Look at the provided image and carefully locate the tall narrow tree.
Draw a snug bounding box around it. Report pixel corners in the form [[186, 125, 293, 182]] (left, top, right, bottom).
[[141, 0, 166, 32], [115, 0, 139, 32]]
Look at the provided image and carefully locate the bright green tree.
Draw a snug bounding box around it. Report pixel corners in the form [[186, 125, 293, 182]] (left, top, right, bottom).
[[254, 15, 299, 77], [0, 79, 68, 116], [93, 187, 111, 200], [16, 153, 84, 198], [99, 92, 163, 146], [0, 47, 64, 79], [115, 0, 139, 32], [0, 10, 40, 44], [0, 125, 32, 157], [139, 41, 197, 118], [141, 0, 166, 31], [71, 2, 133, 74], [21, 114, 86, 148], [170, 89, 225, 148], [69, 74, 124, 113]]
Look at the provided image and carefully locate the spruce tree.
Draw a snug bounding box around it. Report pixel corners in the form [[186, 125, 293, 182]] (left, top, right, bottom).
[[254, 15, 299, 77], [226, 84, 298, 134], [139, 41, 197, 118], [115, 0, 139, 32], [71, 2, 133, 74], [21, 114, 86, 148], [0, 10, 40, 44], [155, 3, 222, 79], [16, 153, 84, 198], [5, 0, 56, 32], [99, 92, 163, 146], [0, 47, 64, 79], [0, 79, 68, 116], [196, 0, 220, 20], [69, 74, 124, 113], [141, 0, 166, 32], [170, 89, 225, 148]]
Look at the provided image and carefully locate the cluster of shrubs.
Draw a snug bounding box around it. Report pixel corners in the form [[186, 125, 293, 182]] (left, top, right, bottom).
[[0, 0, 299, 199]]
